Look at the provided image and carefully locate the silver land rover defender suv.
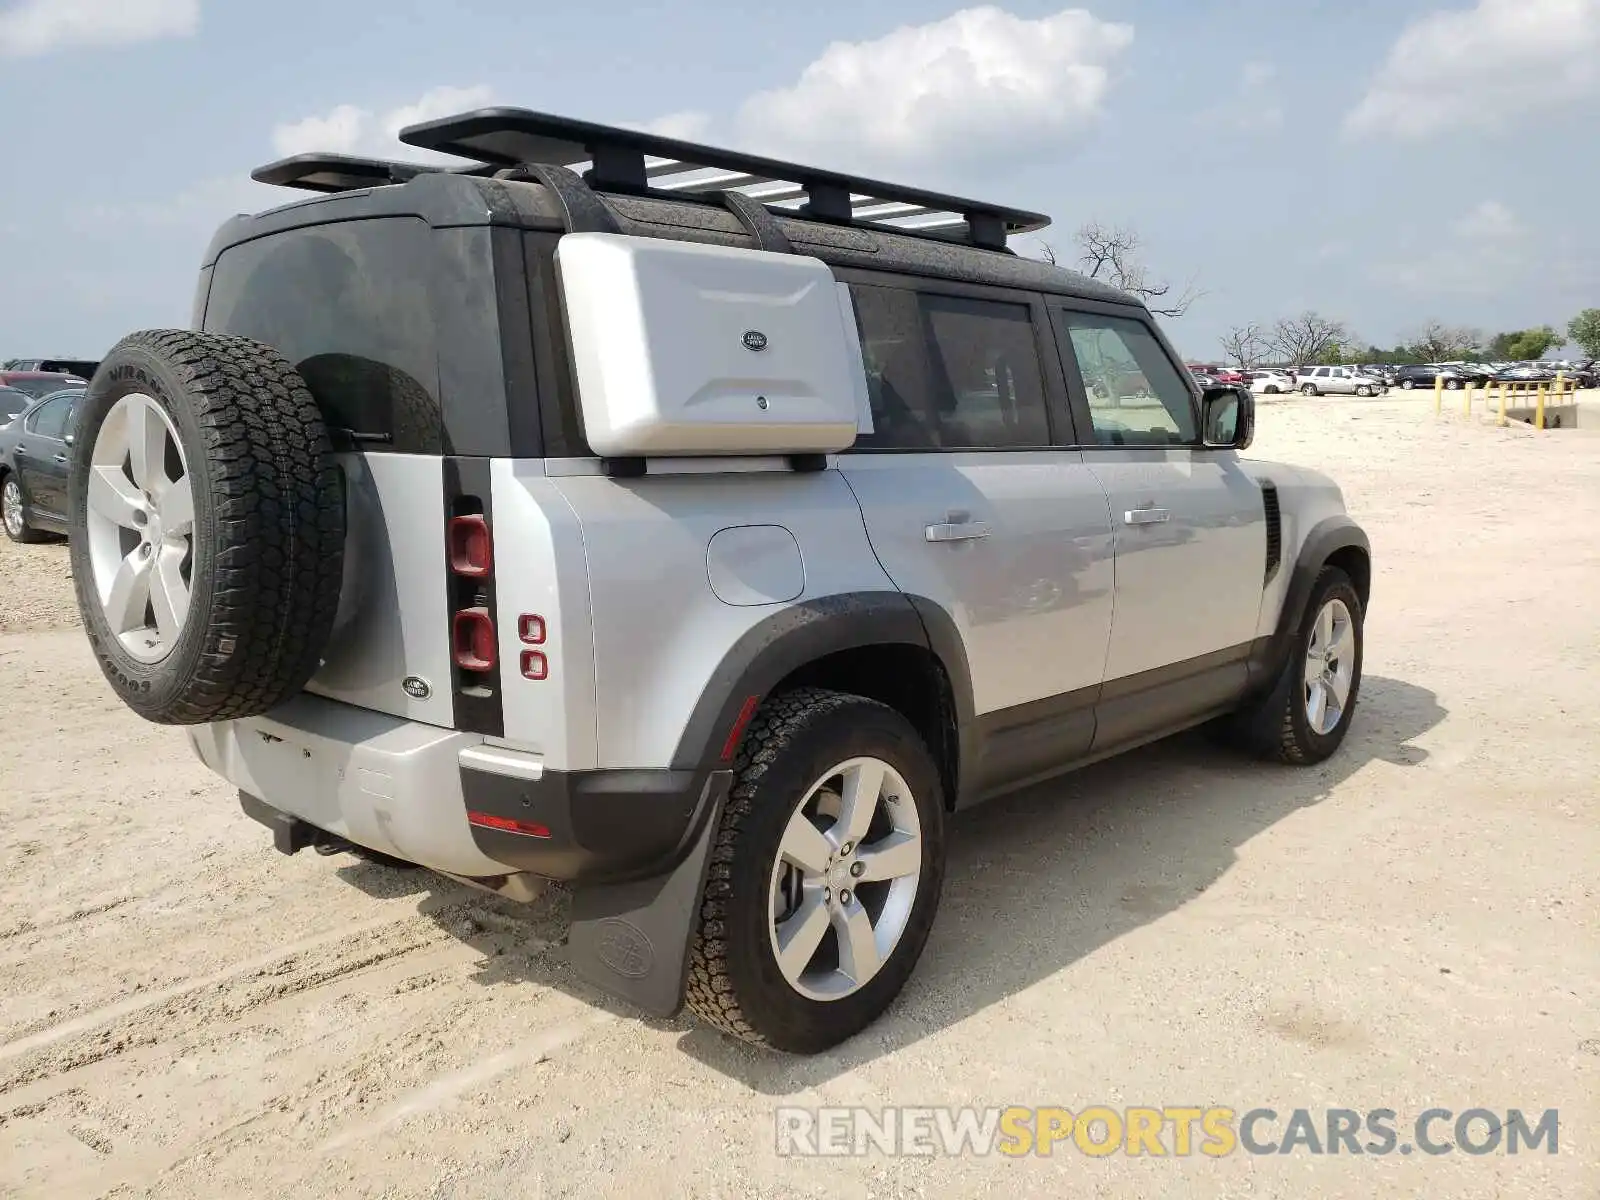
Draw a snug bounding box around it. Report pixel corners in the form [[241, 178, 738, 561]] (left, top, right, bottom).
[[67, 109, 1370, 1054]]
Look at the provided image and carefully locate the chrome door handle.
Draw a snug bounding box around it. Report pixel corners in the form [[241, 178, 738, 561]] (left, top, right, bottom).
[[1124, 507, 1170, 526], [925, 520, 991, 543]]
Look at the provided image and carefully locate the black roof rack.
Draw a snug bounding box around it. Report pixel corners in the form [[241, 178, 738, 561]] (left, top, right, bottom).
[[249, 153, 497, 194], [396, 108, 1048, 251], [246, 110, 1051, 252]]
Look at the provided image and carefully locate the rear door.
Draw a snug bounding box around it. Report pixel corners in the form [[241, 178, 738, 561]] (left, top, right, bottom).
[[835, 275, 1116, 797], [1049, 303, 1268, 747], [14, 394, 74, 519]]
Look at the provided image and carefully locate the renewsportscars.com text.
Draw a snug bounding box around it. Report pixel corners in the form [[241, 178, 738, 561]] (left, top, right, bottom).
[[775, 1105, 1560, 1158]]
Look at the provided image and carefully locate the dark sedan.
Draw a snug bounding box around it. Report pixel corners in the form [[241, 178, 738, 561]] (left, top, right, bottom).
[[1, 387, 84, 543]]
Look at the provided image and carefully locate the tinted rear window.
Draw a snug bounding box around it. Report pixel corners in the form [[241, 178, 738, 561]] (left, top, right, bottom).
[[201, 218, 446, 453], [5, 375, 84, 399], [0, 389, 30, 421]]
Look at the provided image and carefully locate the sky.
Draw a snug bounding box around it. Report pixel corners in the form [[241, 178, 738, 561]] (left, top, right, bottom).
[[3, 0, 1599, 361]]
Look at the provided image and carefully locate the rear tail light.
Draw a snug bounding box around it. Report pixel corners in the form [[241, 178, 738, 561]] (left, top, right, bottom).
[[453, 607, 496, 671], [518, 614, 549, 680]]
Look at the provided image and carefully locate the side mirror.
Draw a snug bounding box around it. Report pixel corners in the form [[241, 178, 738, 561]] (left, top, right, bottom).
[[1201, 386, 1254, 450]]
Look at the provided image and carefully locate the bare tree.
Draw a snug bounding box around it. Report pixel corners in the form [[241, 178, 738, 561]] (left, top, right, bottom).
[[1406, 320, 1483, 362], [1220, 323, 1268, 370], [1267, 311, 1356, 366], [1037, 222, 1203, 318]]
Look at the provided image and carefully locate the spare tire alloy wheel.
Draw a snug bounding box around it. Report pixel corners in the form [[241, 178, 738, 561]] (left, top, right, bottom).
[[84, 393, 194, 663], [69, 330, 345, 725]]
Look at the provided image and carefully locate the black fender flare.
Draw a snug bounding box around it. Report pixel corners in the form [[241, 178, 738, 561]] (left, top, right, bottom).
[[668, 590, 976, 795], [1251, 515, 1371, 688]]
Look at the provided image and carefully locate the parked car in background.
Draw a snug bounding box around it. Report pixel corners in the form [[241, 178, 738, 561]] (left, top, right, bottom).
[[2, 357, 100, 378], [1493, 363, 1557, 384], [0, 386, 83, 543], [1250, 368, 1296, 394], [1393, 364, 1476, 390], [1295, 366, 1387, 397], [0, 370, 89, 400], [1355, 364, 1399, 387]]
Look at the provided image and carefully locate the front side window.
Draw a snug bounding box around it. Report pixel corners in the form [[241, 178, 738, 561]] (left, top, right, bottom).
[[847, 284, 1052, 450], [1057, 311, 1197, 446]]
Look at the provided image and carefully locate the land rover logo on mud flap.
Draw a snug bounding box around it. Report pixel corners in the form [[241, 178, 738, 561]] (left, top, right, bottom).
[[402, 676, 432, 700], [742, 330, 768, 352], [594, 918, 654, 979]]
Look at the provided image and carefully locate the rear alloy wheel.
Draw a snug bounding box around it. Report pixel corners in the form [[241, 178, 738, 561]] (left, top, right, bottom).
[[1301, 384, 1318, 396], [1355, 385, 1373, 397], [1400, 379, 1416, 390], [686, 688, 946, 1053], [2, 476, 50, 544]]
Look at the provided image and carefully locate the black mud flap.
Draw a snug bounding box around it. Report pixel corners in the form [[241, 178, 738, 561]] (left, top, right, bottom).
[[565, 770, 731, 1018]]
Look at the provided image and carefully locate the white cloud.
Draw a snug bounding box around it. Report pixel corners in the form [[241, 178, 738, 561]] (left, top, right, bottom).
[[734, 5, 1134, 171], [0, 0, 196, 55], [632, 111, 713, 142], [1372, 201, 1532, 293], [271, 84, 494, 163], [1345, 0, 1600, 139], [1195, 60, 1284, 132], [1451, 199, 1524, 241]]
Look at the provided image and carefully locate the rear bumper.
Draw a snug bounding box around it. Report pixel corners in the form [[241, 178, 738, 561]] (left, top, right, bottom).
[[188, 692, 722, 887]]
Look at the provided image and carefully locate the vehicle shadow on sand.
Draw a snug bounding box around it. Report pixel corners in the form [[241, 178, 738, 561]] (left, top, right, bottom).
[[344, 673, 1445, 1092]]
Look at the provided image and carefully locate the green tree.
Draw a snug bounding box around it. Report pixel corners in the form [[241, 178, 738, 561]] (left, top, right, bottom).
[[1490, 326, 1561, 360], [1568, 309, 1600, 359]]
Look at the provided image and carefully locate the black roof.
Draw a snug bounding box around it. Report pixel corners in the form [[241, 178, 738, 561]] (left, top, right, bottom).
[[252, 107, 1049, 252]]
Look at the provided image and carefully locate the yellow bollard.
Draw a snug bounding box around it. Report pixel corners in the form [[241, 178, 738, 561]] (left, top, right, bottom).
[[1497, 382, 1507, 426], [1537, 383, 1547, 430], [1462, 377, 1472, 416], [1434, 373, 1444, 414]]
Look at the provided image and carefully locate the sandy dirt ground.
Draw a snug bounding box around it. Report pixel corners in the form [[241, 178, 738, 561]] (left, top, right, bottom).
[[1, 396, 1597, 1199]]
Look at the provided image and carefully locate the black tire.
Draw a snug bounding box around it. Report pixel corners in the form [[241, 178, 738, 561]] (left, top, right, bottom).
[[685, 688, 947, 1053], [1400, 379, 1416, 390], [1, 473, 52, 544], [68, 330, 345, 724], [1301, 384, 1318, 396], [1445, 379, 1462, 390], [1222, 567, 1364, 765], [1355, 385, 1372, 397], [1265, 386, 1280, 395]]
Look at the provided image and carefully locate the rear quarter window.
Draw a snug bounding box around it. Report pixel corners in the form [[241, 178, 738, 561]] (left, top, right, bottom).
[[201, 218, 446, 453]]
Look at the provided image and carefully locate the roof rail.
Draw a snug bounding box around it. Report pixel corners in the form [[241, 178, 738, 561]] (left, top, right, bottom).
[[395, 108, 1048, 251]]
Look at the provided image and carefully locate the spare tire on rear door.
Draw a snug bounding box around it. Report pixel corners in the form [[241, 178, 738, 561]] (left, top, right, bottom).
[[68, 330, 345, 725]]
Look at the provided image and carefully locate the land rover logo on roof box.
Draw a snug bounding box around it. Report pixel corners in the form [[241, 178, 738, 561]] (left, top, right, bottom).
[[402, 676, 431, 700], [742, 330, 768, 352]]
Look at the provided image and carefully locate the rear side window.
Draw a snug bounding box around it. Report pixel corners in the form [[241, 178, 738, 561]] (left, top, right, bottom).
[[847, 284, 1052, 450], [202, 218, 446, 453], [26, 395, 73, 438], [1, 390, 31, 422]]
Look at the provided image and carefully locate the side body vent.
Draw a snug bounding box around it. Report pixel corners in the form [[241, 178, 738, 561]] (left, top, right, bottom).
[[1261, 482, 1282, 585]]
